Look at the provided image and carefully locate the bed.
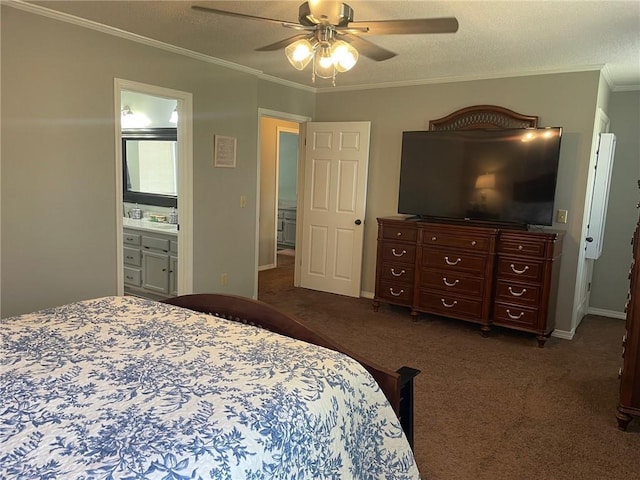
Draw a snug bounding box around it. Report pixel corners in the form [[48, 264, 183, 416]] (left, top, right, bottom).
[[1, 294, 421, 479]]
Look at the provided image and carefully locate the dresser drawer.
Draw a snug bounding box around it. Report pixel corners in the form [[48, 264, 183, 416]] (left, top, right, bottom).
[[123, 247, 141, 267], [380, 262, 415, 284], [498, 239, 546, 257], [422, 228, 491, 252], [421, 248, 486, 275], [377, 281, 414, 306], [382, 242, 417, 264], [496, 257, 543, 282], [420, 269, 484, 297], [494, 279, 540, 306], [493, 302, 539, 329], [382, 224, 417, 242], [124, 267, 141, 286], [417, 291, 483, 319]]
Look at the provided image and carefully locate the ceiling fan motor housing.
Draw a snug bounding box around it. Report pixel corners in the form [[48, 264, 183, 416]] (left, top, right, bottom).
[[299, 1, 354, 27]]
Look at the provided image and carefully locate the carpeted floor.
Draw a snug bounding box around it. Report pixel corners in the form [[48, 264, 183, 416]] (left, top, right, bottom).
[[259, 256, 640, 480]]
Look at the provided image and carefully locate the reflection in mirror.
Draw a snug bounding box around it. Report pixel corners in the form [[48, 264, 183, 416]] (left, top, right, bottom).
[[123, 128, 177, 207]]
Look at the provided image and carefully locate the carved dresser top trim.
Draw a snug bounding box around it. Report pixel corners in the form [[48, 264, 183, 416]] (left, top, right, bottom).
[[429, 105, 539, 131]]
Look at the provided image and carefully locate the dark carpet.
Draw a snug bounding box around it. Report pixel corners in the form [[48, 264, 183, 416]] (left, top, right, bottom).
[[259, 254, 640, 480]]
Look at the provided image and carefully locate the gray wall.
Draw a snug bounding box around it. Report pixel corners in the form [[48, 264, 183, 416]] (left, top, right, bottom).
[[590, 91, 640, 312], [314, 72, 603, 334], [0, 6, 314, 317]]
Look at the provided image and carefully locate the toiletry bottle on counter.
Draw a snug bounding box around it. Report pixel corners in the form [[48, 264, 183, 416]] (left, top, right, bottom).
[[130, 205, 142, 219], [168, 208, 178, 225]]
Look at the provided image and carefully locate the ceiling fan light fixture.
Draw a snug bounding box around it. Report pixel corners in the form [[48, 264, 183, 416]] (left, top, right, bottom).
[[331, 40, 358, 72], [313, 45, 336, 80], [285, 38, 314, 70]]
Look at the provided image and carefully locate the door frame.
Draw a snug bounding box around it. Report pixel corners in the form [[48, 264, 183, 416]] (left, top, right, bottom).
[[273, 125, 301, 263], [114, 78, 193, 296], [255, 109, 311, 298]]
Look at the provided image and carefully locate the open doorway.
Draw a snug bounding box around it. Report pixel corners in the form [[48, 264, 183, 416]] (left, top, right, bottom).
[[256, 110, 310, 297], [275, 126, 299, 265], [114, 79, 193, 298]]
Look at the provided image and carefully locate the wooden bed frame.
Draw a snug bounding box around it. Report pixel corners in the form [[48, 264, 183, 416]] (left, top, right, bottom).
[[163, 293, 420, 447]]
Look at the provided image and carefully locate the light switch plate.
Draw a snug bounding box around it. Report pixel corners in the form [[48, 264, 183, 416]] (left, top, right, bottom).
[[557, 209, 568, 224]]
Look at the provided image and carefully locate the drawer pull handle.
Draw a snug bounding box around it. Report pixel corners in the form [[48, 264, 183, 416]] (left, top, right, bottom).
[[510, 264, 529, 274], [619, 367, 623, 378], [471, 240, 477, 246], [518, 245, 524, 250], [445, 256, 461, 266], [508, 287, 527, 297], [391, 268, 406, 277], [443, 277, 459, 287], [389, 288, 404, 297], [431, 236, 437, 241], [506, 309, 525, 320], [441, 299, 458, 308], [392, 248, 407, 257], [396, 232, 402, 237], [126, 275, 133, 280]]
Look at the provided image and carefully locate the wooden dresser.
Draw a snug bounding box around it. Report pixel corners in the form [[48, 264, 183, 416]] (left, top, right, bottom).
[[617, 184, 640, 430], [373, 216, 564, 347]]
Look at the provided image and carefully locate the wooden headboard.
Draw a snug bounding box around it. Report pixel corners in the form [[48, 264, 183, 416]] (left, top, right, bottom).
[[429, 105, 538, 131]]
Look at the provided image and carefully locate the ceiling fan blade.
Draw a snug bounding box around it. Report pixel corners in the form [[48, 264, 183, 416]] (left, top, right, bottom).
[[340, 34, 396, 62], [191, 5, 290, 26], [256, 34, 312, 52], [349, 17, 459, 35]]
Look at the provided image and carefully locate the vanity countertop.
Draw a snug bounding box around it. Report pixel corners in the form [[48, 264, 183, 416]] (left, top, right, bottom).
[[123, 217, 178, 235]]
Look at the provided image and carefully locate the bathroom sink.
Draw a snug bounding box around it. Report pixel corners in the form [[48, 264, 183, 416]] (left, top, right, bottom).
[[123, 217, 177, 233]]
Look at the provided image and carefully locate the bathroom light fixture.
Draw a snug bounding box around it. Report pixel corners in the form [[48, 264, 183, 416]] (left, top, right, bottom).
[[284, 27, 358, 85], [121, 105, 151, 128], [121, 105, 134, 117]]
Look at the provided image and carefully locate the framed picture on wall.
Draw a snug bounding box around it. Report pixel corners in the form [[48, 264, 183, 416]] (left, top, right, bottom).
[[214, 135, 237, 168]]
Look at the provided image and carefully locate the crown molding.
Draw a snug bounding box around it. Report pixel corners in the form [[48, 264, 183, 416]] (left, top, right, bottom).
[[4, 0, 262, 75], [315, 65, 608, 93]]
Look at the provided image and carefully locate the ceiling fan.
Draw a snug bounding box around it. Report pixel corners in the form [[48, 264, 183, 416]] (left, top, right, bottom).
[[192, 1, 459, 83]]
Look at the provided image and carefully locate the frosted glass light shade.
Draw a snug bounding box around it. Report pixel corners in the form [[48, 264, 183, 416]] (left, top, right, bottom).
[[285, 39, 314, 70], [314, 47, 335, 79], [330, 40, 359, 72]]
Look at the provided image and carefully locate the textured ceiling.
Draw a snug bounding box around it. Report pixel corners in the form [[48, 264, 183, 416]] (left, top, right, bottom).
[[19, 0, 640, 90]]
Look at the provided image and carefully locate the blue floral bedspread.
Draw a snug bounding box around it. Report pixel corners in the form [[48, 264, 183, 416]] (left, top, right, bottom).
[[1, 296, 420, 479]]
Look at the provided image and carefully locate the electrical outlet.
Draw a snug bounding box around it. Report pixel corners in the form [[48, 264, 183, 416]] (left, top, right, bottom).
[[557, 209, 568, 224], [221, 273, 228, 286], [240, 195, 247, 208]]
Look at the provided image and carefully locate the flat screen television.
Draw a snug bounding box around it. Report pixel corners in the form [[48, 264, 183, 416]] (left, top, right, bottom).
[[397, 127, 563, 227]]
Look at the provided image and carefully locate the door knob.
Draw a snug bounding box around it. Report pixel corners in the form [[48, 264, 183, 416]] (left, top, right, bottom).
[[354, 219, 362, 225]]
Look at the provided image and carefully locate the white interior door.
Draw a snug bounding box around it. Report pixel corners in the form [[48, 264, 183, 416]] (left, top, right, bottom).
[[299, 121, 371, 297]]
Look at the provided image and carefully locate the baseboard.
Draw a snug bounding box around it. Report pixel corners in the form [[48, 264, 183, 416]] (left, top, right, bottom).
[[551, 328, 575, 340], [258, 263, 276, 272], [361, 290, 374, 299], [587, 307, 626, 320]]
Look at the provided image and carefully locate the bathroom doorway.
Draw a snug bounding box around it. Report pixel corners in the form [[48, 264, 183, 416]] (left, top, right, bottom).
[[114, 79, 193, 297]]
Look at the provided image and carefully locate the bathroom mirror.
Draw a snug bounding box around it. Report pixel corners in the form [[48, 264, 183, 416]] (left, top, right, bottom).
[[122, 128, 177, 207]]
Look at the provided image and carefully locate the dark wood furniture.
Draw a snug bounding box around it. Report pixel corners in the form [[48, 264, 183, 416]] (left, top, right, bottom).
[[164, 293, 420, 446], [374, 105, 563, 346], [373, 217, 564, 346], [616, 183, 640, 430]]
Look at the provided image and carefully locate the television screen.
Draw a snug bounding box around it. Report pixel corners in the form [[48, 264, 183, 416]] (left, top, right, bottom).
[[397, 127, 562, 226]]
